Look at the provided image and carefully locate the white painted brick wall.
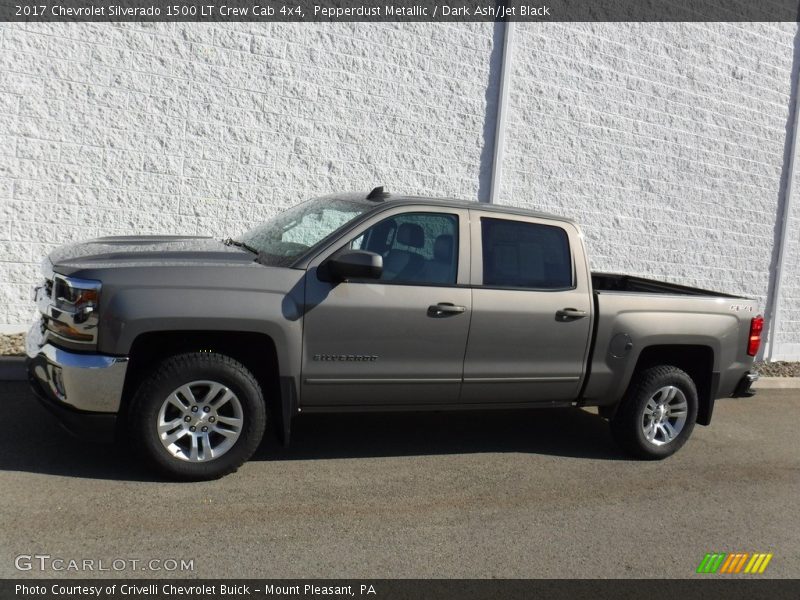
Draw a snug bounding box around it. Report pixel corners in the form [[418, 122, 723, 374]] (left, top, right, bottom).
[[772, 134, 800, 360], [500, 22, 795, 316], [1, 21, 799, 360], [0, 21, 497, 327]]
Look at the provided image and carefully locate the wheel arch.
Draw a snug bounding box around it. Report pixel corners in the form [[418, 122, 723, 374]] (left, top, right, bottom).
[[630, 344, 716, 425], [120, 330, 289, 441]]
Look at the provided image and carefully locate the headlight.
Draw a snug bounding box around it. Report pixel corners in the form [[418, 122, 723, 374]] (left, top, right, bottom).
[[45, 275, 102, 343], [53, 275, 101, 314]]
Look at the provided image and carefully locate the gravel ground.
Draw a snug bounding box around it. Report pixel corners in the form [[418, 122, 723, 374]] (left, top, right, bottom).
[[0, 334, 24, 356], [754, 361, 800, 377], [2, 332, 799, 377]]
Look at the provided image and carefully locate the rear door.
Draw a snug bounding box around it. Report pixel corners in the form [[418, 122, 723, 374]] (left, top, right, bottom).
[[301, 206, 472, 408], [461, 211, 593, 403]]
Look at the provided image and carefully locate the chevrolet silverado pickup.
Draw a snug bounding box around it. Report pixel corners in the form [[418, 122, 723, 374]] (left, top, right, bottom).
[[26, 188, 762, 480]]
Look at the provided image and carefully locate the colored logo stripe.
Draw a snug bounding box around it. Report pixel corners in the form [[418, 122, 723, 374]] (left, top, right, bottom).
[[697, 553, 726, 573], [744, 553, 773, 574], [719, 553, 749, 573], [697, 552, 773, 574]]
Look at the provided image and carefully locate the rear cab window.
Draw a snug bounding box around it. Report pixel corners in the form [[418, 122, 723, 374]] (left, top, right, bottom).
[[480, 217, 573, 290]]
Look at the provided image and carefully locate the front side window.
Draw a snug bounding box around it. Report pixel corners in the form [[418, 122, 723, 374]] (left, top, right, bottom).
[[351, 212, 459, 285], [481, 217, 572, 289]]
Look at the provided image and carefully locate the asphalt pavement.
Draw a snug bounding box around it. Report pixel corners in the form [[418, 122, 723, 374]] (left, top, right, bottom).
[[0, 381, 797, 579]]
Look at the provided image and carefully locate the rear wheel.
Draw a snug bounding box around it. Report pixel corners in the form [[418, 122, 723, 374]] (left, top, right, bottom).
[[130, 352, 266, 480], [610, 365, 698, 459]]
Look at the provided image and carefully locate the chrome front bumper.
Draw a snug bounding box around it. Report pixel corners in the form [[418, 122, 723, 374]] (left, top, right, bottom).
[[26, 321, 129, 414]]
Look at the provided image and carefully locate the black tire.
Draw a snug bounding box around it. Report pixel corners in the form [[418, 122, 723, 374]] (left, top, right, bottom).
[[610, 365, 698, 460], [129, 352, 266, 481]]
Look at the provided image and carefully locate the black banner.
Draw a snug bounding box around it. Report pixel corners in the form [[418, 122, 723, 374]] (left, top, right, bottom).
[[1, 0, 799, 22], [4, 580, 800, 600]]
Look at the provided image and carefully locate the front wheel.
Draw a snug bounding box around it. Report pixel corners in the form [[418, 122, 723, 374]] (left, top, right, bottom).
[[610, 365, 698, 459], [130, 353, 267, 481]]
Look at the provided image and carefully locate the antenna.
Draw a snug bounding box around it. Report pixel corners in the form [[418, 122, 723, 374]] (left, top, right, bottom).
[[366, 186, 389, 200]]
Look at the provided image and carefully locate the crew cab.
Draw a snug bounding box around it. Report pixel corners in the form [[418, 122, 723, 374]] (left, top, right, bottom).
[[26, 188, 762, 480]]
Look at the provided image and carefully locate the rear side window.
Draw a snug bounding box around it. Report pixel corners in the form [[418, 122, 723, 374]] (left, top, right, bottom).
[[481, 218, 572, 289]]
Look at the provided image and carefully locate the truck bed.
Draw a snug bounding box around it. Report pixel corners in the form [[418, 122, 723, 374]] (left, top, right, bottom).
[[582, 274, 757, 409], [591, 272, 743, 298]]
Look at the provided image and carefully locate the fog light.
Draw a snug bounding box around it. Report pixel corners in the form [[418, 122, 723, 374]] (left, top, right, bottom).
[[49, 365, 66, 399]]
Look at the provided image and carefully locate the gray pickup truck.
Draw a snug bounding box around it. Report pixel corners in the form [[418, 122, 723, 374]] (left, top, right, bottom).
[[26, 188, 762, 480]]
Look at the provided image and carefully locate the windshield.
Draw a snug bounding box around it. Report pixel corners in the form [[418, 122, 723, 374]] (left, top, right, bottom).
[[235, 197, 370, 264]]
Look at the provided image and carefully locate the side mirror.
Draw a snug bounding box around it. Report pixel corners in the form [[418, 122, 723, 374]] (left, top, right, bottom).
[[323, 249, 383, 282]]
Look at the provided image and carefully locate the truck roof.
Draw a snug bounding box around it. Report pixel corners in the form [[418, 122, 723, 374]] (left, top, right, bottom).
[[330, 190, 578, 226]]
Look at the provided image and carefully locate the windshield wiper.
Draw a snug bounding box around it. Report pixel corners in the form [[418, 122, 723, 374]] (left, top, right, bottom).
[[223, 238, 259, 255]]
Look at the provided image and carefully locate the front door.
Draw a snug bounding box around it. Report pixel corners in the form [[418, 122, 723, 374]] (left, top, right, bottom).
[[301, 207, 471, 407], [461, 211, 593, 403]]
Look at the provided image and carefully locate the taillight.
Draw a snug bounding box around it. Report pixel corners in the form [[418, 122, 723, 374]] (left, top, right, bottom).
[[748, 315, 764, 356]]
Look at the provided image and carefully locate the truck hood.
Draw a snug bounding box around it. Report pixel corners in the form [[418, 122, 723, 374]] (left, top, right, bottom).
[[48, 235, 256, 273]]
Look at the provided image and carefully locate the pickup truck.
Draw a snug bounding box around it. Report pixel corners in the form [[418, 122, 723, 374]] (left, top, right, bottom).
[[26, 187, 762, 480]]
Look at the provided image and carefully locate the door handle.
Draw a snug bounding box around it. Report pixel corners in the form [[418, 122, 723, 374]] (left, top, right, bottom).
[[428, 302, 467, 318], [556, 308, 588, 321]]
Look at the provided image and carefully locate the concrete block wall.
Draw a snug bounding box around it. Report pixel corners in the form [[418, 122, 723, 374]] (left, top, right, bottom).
[[500, 22, 795, 315], [0, 21, 497, 326], [773, 136, 800, 360], [1, 21, 799, 360]]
